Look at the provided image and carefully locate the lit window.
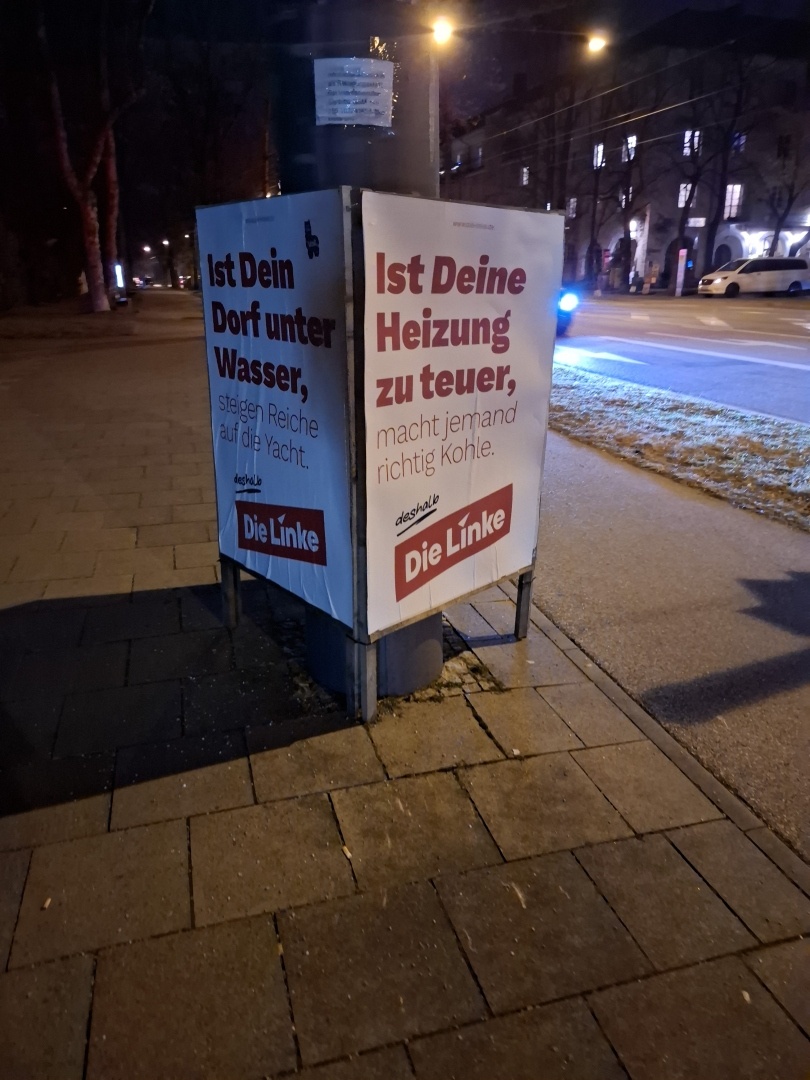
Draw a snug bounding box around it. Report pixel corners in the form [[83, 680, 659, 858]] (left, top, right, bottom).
[[474, 145, 483, 168], [678, 182, 693, 208], [621, 186, 633, 208], [683, 129, 701, 157], [520, 166, 530, 186], [732, 132, 746, 153], [567, 196, 577, 218], [593, 142, 605, 169], [622, 134, 637, 162], [724, 183, 743, 219]]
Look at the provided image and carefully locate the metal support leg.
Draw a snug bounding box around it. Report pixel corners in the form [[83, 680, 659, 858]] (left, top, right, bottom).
[[347, 636, 377, 722], [220, 554, 242, 629], [514, 569, 534, 639]]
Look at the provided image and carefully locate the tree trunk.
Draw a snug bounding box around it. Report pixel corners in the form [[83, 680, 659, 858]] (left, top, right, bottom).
[[79, 193, 110, 313], [102, 128, 120, 292]]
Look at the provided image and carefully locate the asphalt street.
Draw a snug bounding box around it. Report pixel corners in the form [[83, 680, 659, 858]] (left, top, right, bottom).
[[556, 295, 810, 423], [534, 429, 810, 859]]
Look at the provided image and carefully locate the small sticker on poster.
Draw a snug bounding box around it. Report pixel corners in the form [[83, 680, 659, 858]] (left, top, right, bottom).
[[314, 58, 394, 128]]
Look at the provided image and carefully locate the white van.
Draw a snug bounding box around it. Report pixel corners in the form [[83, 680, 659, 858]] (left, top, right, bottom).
[[698, 256, 810, 297]]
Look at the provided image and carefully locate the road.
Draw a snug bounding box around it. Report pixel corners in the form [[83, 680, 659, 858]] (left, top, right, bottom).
[[534, 432, 810, 859], [557, 295, 810, 423]]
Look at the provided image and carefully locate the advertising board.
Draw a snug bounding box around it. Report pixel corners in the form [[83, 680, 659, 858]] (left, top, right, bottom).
[[196, 190, 354, 626], [362, 192, 563, 636]]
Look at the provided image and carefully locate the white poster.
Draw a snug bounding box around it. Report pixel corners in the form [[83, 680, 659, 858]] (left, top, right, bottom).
[[197, 191, 354, 626], [362, 192, 563, 637], [314, 58, 394, 128]]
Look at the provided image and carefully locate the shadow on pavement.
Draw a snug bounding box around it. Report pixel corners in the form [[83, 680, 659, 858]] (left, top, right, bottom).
[[0, 580, 354, 819], [740, 570, 810, 638]]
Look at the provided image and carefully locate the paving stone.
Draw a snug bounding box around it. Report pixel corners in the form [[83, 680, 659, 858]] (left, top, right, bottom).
[[0, 606, 85, 651], [332, 773, 501, 888], [410, 997, 626, 1080], [251, 724, 384, 802], [185, 668, 300, 735], [747, 828, 810, 898], [539, 682, 645, 746], [172, 501, 217, 523], [445, 601, 500, 642], [138, 521, 211, 547], [190, 794, 355, 926], [56, 681, 182, 756], [139, 487, 205, 507], [103, 506, 173, 528], [133, 565, 218, 591], [0, 955, 94, 1080], [3, 642, 128, 700], [180, 587, 224, 631], [231, 620, 288, 670], [279, 881, 485, 1065], [129, 629, 232, 683], [574, 741, 722, 833], [112, 732, 254, 829], [437, 853, 649, 1013], [0, 581, 47, 608], [10, 819, 190, 966], [74, 492, 141, 512], [576, 834, 755, 969], [174, 541, 219, 569], [95, 545, 174, 575], [668, 820, 810, 942], [82, 596, 180, 643], [460, 754, 631, 859], [60, 527, 136, 552], [297, 1046, 413, 1080], [469, 687, 583, 757], [0, 695, 62, 763], [369, 698, 502, 777], [591, 956, 810, 1080], [87, 918, 296, 1080], [0, 849, 29, 968], [745, 940, 810, 1038], [43, 573, 133, 601], [472, 630, 586, 689]]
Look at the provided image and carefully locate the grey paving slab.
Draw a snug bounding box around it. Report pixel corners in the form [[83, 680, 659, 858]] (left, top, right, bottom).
[[129, 628, 232, 684], [576, 834, 755, 970], [185, 668, 299, 735], [0, 606, 85, 651], [10, 819, 190, 966], [468, 687, 583, 757], [410, 998, 627, 1080], [190, 794, 355, 926], [112, 732, 254, 829], [0, 849, 28, 969], [82, 596, 180, 643], [55, 680, 182, 756], [297, 1046, 413, 1080], [747, 827, 810, 898], [591, 957, 810, 1080], [87, 918, 296, 1080], [369, 697, 502, 778], [460, 754, 632, 859], [668, 820, 810, 942], [2, 642, 129, 700], [332, 773, 501, 888], [472, 631, 587, 689], [279, 881, 485, 1065], [473, 599, 526, 635], [445, 601, 500, 641], [0, 695, 63, 764], [0, 955, 94, 1080], [574, 741, 722, 833], [231, 620, 288, 670], [745, 939, 810, 1038], [437, 852, 650, 1014], [251, 724, 384, 802], [539, 682, 646, 746]]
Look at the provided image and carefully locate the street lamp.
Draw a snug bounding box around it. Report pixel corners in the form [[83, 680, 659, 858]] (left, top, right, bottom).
[[588, 35, 607, 53], [142, 245, 151, 253], [433, 17, 452, 45]]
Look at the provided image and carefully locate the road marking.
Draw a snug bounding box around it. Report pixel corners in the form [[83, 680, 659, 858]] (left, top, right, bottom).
[[555, 345, 646, 366], [602, 336, 810, 371], [697, 316, 730, 327], [629, 314, 650, 320], [651, 332, 806, 350]]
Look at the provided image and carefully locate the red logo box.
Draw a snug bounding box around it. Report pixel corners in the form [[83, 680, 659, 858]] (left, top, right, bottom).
[[394, 485, 512, 600], [236, 500, 327, 566]]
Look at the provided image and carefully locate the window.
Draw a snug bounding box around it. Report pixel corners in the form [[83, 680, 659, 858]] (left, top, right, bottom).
[[520, 166, 530, 186], [683, 129, 701, 157], [473, 145, 483, 168], [678, 182, 693, 209], [593, 142, 605, 169], [622, 134, 637, 162], [732, 132, 746, 154], [776, 135, 792, 160], [724, 183, 743, 220], [567, 196, 577, 218], [621, 186, 633, 209]]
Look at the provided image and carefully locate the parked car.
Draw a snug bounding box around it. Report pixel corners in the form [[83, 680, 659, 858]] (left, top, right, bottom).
[[556, 289, 579, 335], [698, 256, 810, 297]]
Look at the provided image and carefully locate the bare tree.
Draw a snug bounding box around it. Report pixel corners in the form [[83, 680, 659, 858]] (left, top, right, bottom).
[[759, 111, 810, 256]]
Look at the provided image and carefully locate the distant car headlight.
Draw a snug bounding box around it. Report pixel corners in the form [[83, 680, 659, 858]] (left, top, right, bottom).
[[558, 291, 579, 313]]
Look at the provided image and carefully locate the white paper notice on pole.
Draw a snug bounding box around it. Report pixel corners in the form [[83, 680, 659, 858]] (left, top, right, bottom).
[[314, 58, 394, 128], [362, 192, 563, 637], [197, 191, 353, 627]]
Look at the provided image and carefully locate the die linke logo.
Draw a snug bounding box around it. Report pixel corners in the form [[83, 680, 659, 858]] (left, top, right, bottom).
[[236, 500, 327, 566], [394, 485, 512, 600]]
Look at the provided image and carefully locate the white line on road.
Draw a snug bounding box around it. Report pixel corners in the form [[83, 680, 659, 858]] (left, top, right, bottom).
[[697, 316, 730, 327], [602, 337, 810, 371], [629, 314, 650, 320], [651, 332, 806, 350], [555, 345, 647, 366]]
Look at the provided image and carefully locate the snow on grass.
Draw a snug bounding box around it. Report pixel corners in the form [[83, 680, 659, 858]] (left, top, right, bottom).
[[549, 365, 810, 532]]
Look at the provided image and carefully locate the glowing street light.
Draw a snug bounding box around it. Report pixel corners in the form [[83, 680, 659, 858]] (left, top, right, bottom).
[[587, 35, 607, 53], [162, 239, 170, 246], [142, 245, 151, 253], [433, 17, 452, 45]]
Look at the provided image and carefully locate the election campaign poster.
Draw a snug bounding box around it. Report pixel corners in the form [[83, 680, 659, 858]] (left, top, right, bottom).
[[197, 190, 354, 626], [362, 191, 563, 637]]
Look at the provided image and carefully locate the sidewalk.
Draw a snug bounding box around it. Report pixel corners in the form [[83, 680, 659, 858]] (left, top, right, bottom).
[[1, 293, 809, 1079]]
